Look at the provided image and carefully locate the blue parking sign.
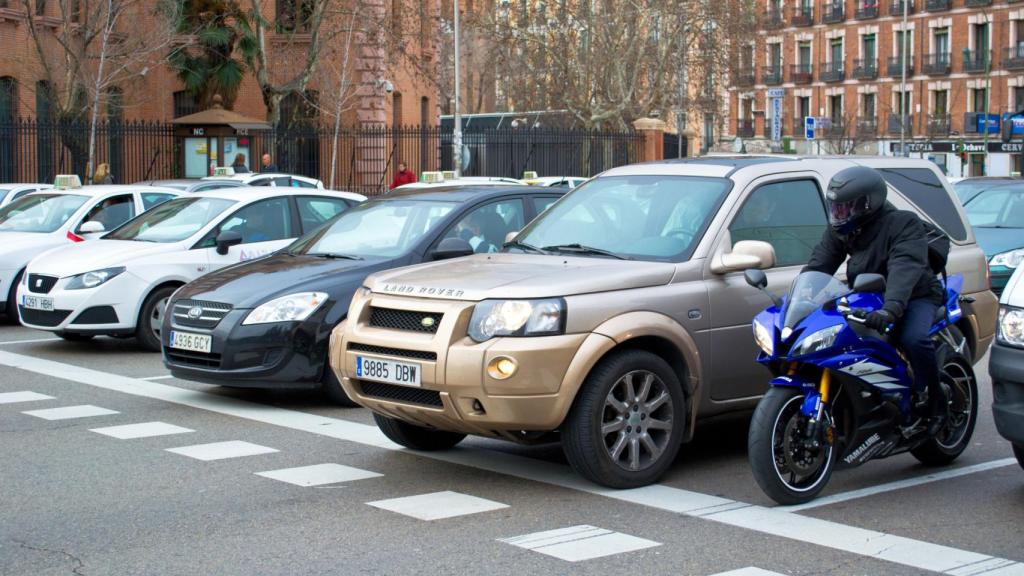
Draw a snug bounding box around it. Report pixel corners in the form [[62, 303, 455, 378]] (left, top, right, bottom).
[[804, 117, 816, 140]]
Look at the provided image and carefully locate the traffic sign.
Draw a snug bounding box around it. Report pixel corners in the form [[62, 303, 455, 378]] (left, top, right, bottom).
[[805, 117, 816, 140]]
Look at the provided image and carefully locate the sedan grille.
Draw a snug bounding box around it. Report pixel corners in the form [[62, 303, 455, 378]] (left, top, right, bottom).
[[18, 307, 71, 327], [172, 299, 232, 329], [348, 342, 437, 361], [369, 307, 443, 334], [27, 274, 58, 294], [359, 381, 443, 408], [164, 348, 223, 369]]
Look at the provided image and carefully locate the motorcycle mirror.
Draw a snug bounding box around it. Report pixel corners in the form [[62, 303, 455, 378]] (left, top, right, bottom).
[[853, 273, 886, 293], [744, 269, 768, 289]]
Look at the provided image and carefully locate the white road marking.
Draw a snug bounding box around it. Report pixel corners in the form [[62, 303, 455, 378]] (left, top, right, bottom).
[[0, 391, 54, 404], [499, 525, 660, 562], [166, 440, 278, 461], [140, 375, 174, 381], [708, 568, 789, 576], [781, 458, 1020, 512], [0, 337, 62, 346], [947, 558, 1024, 576], [367, 491, 508, 520], [90, 421, 195, 440], [1, 350, 1020, 575], [22, 404, 118, 420], [255, 463, 382, 486]]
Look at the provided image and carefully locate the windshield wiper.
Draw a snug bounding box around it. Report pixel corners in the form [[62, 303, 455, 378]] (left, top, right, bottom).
[[504, 240, 549, 254], [542, 243, 631, 260], [306, 252, 363, 260]]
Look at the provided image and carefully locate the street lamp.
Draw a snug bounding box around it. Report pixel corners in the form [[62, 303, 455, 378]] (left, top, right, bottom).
[[899, 0, 909, 157], [452, 0, 462, 178]]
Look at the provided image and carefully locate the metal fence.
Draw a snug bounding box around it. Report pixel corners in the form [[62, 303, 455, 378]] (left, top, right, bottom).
[[0, 120, 644, 195]]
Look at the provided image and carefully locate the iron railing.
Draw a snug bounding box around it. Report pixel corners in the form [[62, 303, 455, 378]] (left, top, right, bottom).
[[791, 63, 814, 84], [737, 119, 756, 138], [762, 66, 784, 84], [735, 68, 756, 87], [765, 7, 785, 28], [927, 114, 951, 136], [962, 50, 992, 73], [853, 58, 879, 79], [855, 0, 880, 18], [888, 114, 913, 135], [925, 0, 950, 10], [821, 61, 845, 82], [922, 52, 952, 75], [857, 117, 878, 136], [792, 5, 814, 26], [1003, 45, 1024, 70], [889, 0, 914, 14], [822, 1, 845, 22], [887, 55, 914, 76]]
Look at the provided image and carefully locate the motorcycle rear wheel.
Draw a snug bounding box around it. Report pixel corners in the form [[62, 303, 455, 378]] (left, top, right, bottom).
[[911, 326, 978, 465], [749, 387, 836, 505]]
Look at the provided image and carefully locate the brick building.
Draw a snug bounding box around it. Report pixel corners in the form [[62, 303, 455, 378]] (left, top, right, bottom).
[[727, 0, 1024, 176]]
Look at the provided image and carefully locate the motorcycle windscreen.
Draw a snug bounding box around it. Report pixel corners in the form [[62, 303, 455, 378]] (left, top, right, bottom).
[[783, 271, 850, 329]]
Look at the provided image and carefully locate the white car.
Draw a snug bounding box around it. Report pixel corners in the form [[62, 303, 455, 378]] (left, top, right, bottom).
[[0, 185, 182, 322], [18, 186, 366, 350], [396, 176, 526, 190], [523, 176, 587, 188], [0, 183, 55, 207], [201, 172, 324, 189]]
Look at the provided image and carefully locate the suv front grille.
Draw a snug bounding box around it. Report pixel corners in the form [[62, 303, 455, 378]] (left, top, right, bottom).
[[348, 342, 437, 361], [369, 307, 443, 333], [27, 274, 58, 294], [359, 381, 443, 407], [172, 299, 232, 329]]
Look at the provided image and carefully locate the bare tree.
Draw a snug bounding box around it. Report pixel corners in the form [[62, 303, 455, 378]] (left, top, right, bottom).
[[309, 6, 360, 188], [820, 109, 876, 154]]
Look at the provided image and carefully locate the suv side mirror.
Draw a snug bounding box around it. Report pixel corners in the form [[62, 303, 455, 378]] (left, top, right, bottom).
[[79, 220, 105, 234], [215, 230, 243, 255], [432, 237, 474, 260], [711, 240, 777, 274], [744, 269, 768, 289], [853, 273, 886, 293]]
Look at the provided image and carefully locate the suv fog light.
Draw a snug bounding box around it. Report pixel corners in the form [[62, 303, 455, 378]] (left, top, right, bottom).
[[487, 356, 518, 380]]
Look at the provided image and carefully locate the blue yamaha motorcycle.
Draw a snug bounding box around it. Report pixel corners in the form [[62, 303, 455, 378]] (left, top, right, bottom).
[[745, 269, 978, 505]]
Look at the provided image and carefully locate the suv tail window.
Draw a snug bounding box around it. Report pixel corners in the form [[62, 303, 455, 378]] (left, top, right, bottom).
[[877, 168, 968, 241]]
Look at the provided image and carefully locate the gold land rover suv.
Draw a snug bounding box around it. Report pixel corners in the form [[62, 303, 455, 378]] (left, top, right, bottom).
[[330, 156, 997, 488]]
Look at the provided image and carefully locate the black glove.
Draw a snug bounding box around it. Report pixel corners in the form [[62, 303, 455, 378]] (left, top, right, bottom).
[[864, 309, 895, 332]]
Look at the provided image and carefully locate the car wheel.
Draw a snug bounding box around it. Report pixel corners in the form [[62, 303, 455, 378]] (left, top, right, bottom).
[[4, 269, 24, 325], [135, 286, 176, 352], [562, 349, 687, 489], [372, 412, 466, 450], [1014, 444, 1024, 471], [321, 362, 359, 407], [57, 332, 95, 342]]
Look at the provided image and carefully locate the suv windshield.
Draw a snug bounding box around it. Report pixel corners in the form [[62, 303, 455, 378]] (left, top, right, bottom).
[[514, 175, 731, 261], [288, 199, 457, 258], [783, 271, 849, 329], [105, 197, 237, 243], [0, 193, 89, 233]]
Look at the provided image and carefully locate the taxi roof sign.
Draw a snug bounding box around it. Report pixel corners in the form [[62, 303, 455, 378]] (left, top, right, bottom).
[[54, 174, 82, 189], [421, 171, 444, 183], [212, 166, 236, 177], [441, 170, 457, 181], [522, 171, 538, 180]]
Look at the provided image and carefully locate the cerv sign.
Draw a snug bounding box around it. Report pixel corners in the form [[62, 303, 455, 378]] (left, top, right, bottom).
[[890, 141, 1024, 154]]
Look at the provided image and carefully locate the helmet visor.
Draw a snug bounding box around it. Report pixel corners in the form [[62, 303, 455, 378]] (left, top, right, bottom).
[[828, 196, 870, 228]]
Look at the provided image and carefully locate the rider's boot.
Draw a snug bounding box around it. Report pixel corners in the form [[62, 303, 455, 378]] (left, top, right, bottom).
[[925, 382, 948, 437]]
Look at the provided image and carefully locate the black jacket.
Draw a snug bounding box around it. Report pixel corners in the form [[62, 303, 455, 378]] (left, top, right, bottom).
[[803, 203, 944, 317]]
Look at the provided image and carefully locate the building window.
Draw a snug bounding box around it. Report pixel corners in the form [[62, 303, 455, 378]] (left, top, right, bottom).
[[934, 27, 949, 56], [863, 34, 876, 61], [829, 94, 843, 123], [830, 38, 843, 63], [895, 30, 912, 60], [1014, 86, 1024, 111], [769, 42, 782, 69], [932, 89, 948, 114], [392, 91, 403, 127], [35, 0, 46, 16], [277, 0, 313, 32], [973, 22, 989, 51], [862, 93, 876, 117], [893, 90, 911, 114], [972, 88, 988, 113], [798, 41, 811, 65]]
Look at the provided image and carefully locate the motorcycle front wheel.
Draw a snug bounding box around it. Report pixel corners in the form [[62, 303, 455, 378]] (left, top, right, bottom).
[[749, 387, 836, 505]]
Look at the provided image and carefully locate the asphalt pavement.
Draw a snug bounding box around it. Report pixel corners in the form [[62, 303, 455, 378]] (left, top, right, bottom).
[[1, 324, 1022, 576]]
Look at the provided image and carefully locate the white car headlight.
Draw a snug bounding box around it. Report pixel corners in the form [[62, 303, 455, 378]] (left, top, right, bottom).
[[991, 248, 1024, 269], [468, 298, 565, 342], [242, 292, 328, 325], [792, 324, 843, 357], [65, 266, 126, 290], [998, 305, 1024, 348], [753, 319, 774, 356]]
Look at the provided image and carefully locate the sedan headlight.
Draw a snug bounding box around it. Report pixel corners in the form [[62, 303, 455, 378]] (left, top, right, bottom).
[[792, 324, 843, 357], [991, 248, 1024, 269], [242, 292, 328, 325], [753, 319, 774, 356], [468, 298, 565, 342], [998, 305, 1024, 348], [65, 266, 126, 290]]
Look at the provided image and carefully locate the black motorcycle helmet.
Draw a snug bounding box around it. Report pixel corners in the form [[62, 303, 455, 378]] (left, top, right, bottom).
[[825, 166, 887, 235]]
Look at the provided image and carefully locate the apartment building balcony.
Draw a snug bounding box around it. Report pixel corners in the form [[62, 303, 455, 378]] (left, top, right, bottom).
[[820, 118, 845, 138], [735, 68, 756, 87], [822, 1, 845, 23], [764, 7, 785, 29], [962, 50, 993, 73], [855, 0, 880, 19], [791, 63, 814, 84], [1002, 46, 1024, 70], [887, 55, 914, 77], [737, 118, 755, 138], [762, 66, 784, 85], [888, 114, 913, 135], [924, 0, 950, 10], [965, 0, 992, 6], [853, 58, 879, 79], [793, 117, 812, 137], [922, 53, 951, 75], [889, 0, 914, 15], [821, 61, 845, 82], [792, 6, 814, 26], [857, 117, 878, 137], [927, 114, 951, 136]]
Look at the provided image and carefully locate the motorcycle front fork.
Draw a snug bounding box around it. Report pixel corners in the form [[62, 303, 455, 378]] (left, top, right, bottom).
[[799, 367, 835, 446]]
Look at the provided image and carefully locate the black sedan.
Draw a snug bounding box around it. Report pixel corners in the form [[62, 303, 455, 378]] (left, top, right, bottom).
[[161, 185, 566, 404]]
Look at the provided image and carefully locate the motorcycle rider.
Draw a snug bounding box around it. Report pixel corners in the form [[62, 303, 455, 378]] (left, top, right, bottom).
[[804, 166, 947, 435]]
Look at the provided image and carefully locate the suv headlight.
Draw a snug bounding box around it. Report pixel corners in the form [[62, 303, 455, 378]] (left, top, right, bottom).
[[65, 266, 126, 290], [991, 248, 1024, 269], [243, 292, 328, 325], [792, 324, 843, 357], [998, 305, 1024, 348], [468, 298, 565, 342], [753, 319, 773, 356]]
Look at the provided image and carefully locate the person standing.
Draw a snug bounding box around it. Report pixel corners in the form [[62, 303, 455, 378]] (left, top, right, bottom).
[[390, 162, 417, 189], [92, 163, 113, 185], [231, 153, 250, 173], [260, 153, 279, 173]]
